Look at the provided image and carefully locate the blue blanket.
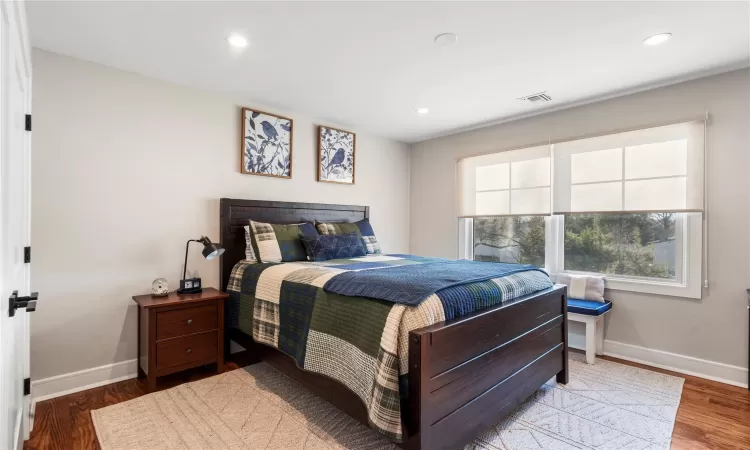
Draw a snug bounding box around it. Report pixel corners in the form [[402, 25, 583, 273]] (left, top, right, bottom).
[[323, 259, 546, 306]]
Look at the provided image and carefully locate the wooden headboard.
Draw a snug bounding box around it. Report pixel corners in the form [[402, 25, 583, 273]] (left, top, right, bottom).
[[219, 198, 369, 291]]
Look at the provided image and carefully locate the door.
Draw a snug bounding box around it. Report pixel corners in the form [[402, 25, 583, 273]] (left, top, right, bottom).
[[0, 0, 32, 449]]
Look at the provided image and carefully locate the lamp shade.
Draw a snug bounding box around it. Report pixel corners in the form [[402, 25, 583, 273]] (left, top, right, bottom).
[[199, 238, 225, 260]]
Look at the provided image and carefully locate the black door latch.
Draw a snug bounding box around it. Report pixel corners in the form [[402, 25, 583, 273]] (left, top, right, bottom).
[[9, 291, 38, 317]]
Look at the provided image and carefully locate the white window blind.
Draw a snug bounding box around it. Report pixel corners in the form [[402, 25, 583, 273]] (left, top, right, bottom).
[[458, 145, 551, 217], [552, 121, 705, 214]]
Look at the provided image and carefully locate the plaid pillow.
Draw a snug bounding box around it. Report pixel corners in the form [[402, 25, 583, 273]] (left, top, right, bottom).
[[243, 226, 258, 263], [315, 219, 382, 254], [354, 218, 382, 254], [248, 220, 318, 263], [316, 222, 360, 236], [300, 233, 367, 262]]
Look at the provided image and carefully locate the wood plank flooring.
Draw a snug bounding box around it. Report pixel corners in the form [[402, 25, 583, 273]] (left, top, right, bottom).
[[24, 352, 750, 450], [606, 355, 750, 450]]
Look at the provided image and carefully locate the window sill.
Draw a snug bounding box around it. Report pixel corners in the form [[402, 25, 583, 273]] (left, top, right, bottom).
[[550, 273, 702, 299]]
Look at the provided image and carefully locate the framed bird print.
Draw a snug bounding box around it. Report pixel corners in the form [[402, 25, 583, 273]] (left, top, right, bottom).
[[241, 107, 293, 178], [317, 125, 355, 184]]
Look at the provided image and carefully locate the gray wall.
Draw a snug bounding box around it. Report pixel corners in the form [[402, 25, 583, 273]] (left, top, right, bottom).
[[30, 50, 411, 381], [410, 69, 750, 370]]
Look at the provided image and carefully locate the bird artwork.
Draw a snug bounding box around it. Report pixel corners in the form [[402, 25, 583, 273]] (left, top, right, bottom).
[[318, 126, 355, 184], [241, 108, 293, 178]]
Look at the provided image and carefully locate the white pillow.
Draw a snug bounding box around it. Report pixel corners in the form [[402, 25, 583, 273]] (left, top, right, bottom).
[[556, 273, 606, 302]]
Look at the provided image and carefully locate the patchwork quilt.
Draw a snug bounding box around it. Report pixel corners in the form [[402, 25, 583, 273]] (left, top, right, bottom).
[[226, 254, 553, 442]]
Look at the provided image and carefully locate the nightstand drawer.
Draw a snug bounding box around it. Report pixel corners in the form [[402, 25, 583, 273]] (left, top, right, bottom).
[[156, 331, 218, 370], [156, 304, 217, 340]]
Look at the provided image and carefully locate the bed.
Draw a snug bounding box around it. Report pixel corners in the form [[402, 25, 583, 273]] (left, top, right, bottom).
[[219, 198, 568, 450]]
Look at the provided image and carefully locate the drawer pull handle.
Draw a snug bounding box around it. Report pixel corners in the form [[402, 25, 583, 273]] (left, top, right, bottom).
[[187, 319, 193, 325], [186, 348, 192, 354]]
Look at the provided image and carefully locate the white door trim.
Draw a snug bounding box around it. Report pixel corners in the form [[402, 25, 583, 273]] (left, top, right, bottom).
[[0, 1, 33, 447]]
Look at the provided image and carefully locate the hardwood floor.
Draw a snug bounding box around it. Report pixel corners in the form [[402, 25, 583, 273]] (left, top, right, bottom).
[[24, 352, 750, 450], [24, 354, 253, 450], [600, 355, 750, 450]]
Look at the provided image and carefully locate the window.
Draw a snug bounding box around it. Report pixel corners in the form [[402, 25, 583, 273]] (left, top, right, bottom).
[[563, 213, 678, 280], [458, 120, 705, 299], [473, 216, 545, 266], [457, 145, 551, 217], [552, 121, 705, 215], [464, 212, 701, 298]]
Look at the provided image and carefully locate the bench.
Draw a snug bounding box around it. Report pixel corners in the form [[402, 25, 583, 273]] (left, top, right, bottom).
[[567, 298, 612, 364]]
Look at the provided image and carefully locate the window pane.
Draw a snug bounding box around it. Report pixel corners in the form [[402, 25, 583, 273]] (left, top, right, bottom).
[[473, 216, 545, 266], [570, 181, 622, 212], [571, 147, 622, 184], [476, 190, 510, 215], [476, 163, 509, 191], [624, 177, 686, 211], [511, 157, 549, 188], [563, 213, 677, 279], [625, 139, 687, 179], [511, 187, 550, 215]]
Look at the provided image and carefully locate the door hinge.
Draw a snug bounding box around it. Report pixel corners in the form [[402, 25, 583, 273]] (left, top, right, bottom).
[[25, 114, 31, 131], [24, 246, 30, 264], [23, 378, 30, 396]]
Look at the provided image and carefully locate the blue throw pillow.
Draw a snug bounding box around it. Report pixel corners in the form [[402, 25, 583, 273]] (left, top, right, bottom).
[[315, 218, 382, 254], [300, 232, 367, 262]]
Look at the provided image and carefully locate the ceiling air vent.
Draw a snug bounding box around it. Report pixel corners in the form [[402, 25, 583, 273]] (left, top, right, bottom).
[[518, 92, 552, 103]]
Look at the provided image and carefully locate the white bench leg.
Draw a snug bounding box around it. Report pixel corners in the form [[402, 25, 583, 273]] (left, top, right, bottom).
[[595, 317, 604, 356], [585, 319, 596, 364]]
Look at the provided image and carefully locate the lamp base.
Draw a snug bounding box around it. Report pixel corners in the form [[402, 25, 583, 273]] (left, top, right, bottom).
[[177, 277, 203, 295]]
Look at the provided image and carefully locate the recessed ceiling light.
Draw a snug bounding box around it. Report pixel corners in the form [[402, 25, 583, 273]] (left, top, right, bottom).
[[416, 108, 429, 115], [227, 33, 248, 48], [642, 33, 672, 46], [434, 33, 458, 47]]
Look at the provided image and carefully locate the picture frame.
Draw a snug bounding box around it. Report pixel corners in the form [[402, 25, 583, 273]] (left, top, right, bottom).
[[317, 125, 356, 184], [241, 107, 293, 179]]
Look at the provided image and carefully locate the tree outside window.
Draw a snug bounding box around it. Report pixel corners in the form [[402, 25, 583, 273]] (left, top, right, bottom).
[[473, 216, 545, 266], [564, 213, 675, 279], [473, 213, 677, 280]]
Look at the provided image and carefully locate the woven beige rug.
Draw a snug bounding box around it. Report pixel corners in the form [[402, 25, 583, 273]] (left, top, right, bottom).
[[92, 353, 684, 450]]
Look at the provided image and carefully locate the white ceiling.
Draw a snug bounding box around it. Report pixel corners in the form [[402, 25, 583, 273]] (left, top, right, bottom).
[[27, 1, 750, 143]]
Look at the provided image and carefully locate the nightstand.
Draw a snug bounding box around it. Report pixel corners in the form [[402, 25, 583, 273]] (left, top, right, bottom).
[[132, 287, 229, 391]]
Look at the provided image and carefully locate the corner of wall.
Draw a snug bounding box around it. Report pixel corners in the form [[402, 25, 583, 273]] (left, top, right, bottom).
[[407, 142, 413, 254]]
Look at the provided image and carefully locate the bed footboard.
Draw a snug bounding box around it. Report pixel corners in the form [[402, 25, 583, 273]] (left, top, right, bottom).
[[406, 286, 568, 450], [226, 285, 568, 450]]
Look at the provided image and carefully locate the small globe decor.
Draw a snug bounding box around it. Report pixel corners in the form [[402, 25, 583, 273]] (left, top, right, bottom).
[[151, 278, 169, 297]]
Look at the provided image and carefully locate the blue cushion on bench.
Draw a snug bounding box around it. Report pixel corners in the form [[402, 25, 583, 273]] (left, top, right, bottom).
[[567, 298, 612, 316]]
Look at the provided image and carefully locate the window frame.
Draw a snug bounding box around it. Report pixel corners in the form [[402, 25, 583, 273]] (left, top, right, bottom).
[[460, 212, 703, 299]]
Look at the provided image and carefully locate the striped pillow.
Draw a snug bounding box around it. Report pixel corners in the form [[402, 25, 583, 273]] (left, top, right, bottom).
[[315, 219, 382, 254]]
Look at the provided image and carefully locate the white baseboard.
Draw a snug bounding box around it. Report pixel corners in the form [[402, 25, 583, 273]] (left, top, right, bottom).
[[602, 340, 748, 388], [31, 358, 138, 405]]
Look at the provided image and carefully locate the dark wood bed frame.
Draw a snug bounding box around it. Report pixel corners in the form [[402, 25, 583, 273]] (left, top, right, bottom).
[[219, 198, 568, 450]]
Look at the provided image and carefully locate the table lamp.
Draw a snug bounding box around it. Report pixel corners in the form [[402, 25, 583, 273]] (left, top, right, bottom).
[[178, 236, 225, 294]]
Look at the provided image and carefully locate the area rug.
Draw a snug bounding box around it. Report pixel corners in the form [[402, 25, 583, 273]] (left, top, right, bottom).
[[91, 353, 684, 449]]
